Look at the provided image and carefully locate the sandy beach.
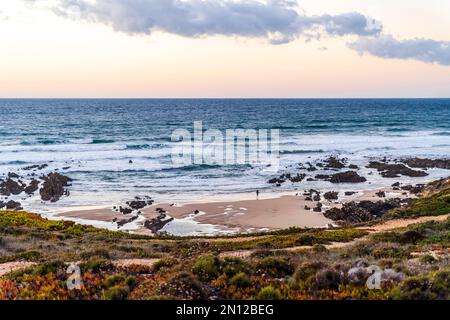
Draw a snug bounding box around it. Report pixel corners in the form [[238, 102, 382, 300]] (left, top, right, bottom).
[[56, 185, 413, 235]]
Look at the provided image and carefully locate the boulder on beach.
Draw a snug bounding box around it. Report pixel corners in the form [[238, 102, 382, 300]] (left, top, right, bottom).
[[329, 171, 367, 184], [39, 172, 72, 202], [0, 178, 24, 196]]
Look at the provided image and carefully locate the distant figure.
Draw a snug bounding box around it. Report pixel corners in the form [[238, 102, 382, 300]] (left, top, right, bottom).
[[256, 190, 260, 200]]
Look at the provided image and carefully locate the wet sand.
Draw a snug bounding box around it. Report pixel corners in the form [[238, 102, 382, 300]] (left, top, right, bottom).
[[56, 186, 413, 235]]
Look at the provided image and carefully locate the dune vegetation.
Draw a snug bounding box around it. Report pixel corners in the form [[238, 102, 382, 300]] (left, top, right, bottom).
[[0, 178, 449, 300]]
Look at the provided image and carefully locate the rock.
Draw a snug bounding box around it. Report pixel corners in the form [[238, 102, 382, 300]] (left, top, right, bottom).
[[313, 203, 323, 212], [402, 158, 450, 170], [268, 173, 305, 185], [376, 191, 386, 198], [348, 164, 359, 170], [345, 191, 356, 196], [22, 164, 48, 171], [367, 162, 428, 178], [324, 199, 405, 223], [324, 191, 339, 201], [24, 179, 40, 195], [304, 205, 311, 210], [5, 200, 22, 211], [321, 156, 346, 169], [7, 172, 20, 179], [126, 200, 148, 210], [0, 178, 24, 196], [39, 173, 72, 202], [329, 171, 367, 183], [144, 214, 174, 234], [401, 184, 425, 195], [129, 160, 133, 164], [119, 206, 133, 215], [117, 215, 139, 228], [392, 182, 401, 187]]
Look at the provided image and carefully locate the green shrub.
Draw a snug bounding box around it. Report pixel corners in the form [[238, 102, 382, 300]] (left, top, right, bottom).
[[18, 250, 42, 261], [294, 262, 325, 282], [229, 272, 251, 288], [221, 257, 249, 278], [256, 257, 294, 277], [420, 255, 436, 264], [192, 254, 220, 281], [103, 285, 130, 300], [125, 276, 137, 287], [160, 272, 207, 300], [388, 189, 450, 218], [257, 286, 282, 300], [33, 260, 66, 276], [154, 257, 177, 272], [103, 275, 126, 288], [80, 257, 113, 273], [313, 268, 343, 290]]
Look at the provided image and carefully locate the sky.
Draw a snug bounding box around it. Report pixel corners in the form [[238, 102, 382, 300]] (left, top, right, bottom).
[[1, 0, 450, 98]]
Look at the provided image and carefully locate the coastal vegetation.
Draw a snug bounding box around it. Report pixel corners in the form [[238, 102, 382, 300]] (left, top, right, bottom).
[[0, 177, 449, 300]]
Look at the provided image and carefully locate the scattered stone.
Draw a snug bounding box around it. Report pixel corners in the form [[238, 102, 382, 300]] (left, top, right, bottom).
[[348, 164, 359, 170], [268, 173, 306, 185], [319, 156, 347, 169], [345, 191, 356, 196], [22, 164, 48, 171], [313, 203, 323, 212], [376, 191, 386, 198], [324, 191, 339, 201], [401, 184, 425, 195], [119, 206, 133, 215]]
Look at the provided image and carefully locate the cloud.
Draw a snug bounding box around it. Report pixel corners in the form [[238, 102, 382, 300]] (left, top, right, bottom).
[[349, 34, 450, 66], [50, 0, 381, 44]]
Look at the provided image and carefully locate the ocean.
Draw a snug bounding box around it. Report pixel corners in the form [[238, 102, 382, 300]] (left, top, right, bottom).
[[1, 98, 449, 213]]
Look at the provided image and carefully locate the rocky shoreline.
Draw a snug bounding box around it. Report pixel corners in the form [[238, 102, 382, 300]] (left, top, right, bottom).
[[1, 157, 449, 235]]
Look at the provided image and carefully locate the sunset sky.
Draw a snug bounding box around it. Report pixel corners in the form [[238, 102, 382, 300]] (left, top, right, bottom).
[[1, 0, 450, 98]]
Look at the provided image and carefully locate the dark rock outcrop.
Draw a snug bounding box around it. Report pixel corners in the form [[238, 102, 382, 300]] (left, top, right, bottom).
[[4, 200, 23, 211], [0, 178, 24, 196], [402, 158, 450, 170], [23, 164, 48, 171], [144, 213, 174, 234], [268, 173, 306, 185], [329, 171, 367, 184], [39, 172, 72, 202], [367, 162, 428, 178], [324, 191, 339, 201], [24, 179, 40, 195], [324, 199, 406, 223]]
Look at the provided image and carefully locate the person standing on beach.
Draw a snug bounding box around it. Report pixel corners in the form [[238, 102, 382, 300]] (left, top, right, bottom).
[[256, 190, 260, 200]]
